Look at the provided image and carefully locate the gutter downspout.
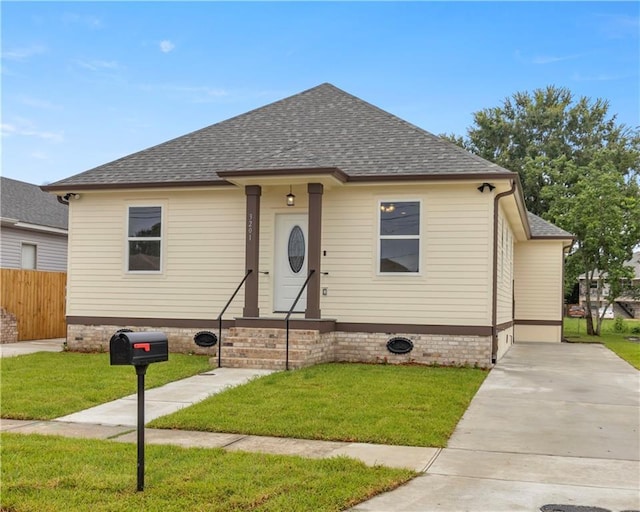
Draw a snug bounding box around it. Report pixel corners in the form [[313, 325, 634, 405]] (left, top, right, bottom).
[[491, 180, 516, 364]]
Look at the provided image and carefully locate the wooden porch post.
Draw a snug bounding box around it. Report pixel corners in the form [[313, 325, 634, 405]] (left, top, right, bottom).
[[243, 185, 261, 317], [306, 183, 323, 319]]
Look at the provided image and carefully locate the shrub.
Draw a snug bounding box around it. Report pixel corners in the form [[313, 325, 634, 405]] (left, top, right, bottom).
[[613, 317, 627, 333]]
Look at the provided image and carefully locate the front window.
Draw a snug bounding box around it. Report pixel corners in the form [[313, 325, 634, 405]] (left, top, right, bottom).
[[128, 206, 162, 272], [379, 201, 420, 273]]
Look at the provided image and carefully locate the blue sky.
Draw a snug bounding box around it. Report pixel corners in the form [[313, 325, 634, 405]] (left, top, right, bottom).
[[2, 1, 638, 185]]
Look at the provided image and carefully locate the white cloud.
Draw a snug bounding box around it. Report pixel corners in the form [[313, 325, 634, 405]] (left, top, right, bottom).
[[18, 95, 63, 111], [139, 83, 228, 103], [30, 151, 49, 161], [75, 59, 119, 71], [159, 40, 176, 53], [596, 13, 639, 39], [1, 121, 64, 142], [572, 72, 629, 82], [532, 53, 582, 65], [61, 12, 102, 29], [2, 45, 47, 61]]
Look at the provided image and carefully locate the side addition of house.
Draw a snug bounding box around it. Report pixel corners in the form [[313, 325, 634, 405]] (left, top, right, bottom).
[[43, 83, 573, 369]]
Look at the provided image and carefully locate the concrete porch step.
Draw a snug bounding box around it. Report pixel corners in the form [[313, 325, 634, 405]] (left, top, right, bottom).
[[220, 347, 308, 360], [218, 357, 304, 370]]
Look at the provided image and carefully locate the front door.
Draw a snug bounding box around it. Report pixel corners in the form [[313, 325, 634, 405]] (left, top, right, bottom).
[[274, 213, 308, 313]]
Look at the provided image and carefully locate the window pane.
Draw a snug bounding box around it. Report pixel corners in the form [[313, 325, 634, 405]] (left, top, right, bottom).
[[380, 239, 419, 272], [21, 244, 37, 269], [380, 202, 419, 236], [287, 225, 305, 274], [129, 241, 161, 271], [129, 207, 161, 237]]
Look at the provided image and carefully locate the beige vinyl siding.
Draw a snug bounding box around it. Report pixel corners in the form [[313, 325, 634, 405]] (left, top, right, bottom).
[[515, 324, 561, 343], [496, 326, 514, 360], [514, 240, 564, 321], [66, 189, 245, 319], [317, 184, 493, 325], [496, 206, 515, 325]]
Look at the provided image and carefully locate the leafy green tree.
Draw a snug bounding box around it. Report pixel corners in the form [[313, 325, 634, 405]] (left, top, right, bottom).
[[445, 86, 640, 336], [447, 86, 638, 216], [544, 155, 640, 335]]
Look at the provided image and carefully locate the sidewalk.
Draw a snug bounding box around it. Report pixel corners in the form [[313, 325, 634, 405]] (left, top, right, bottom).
[[0, 362, 436, 471], [0, 338, 65, 357]]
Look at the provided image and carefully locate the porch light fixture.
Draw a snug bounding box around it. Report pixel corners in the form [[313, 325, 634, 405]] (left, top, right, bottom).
[[477, 183, 496, 193], [286, 186, 295, 207]]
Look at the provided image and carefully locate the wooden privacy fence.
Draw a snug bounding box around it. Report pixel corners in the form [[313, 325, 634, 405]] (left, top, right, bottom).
[[1, 269, 66, 341]]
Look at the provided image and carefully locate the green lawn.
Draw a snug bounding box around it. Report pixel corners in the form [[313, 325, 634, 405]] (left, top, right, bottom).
[[0, 352, 211, 420], [564, 317, 640, 370], [1, 433, 414, 512], [150, 363, 488, 447]]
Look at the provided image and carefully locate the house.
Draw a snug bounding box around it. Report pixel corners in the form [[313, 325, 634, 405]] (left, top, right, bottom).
[[578, 251, 640, 319], [1, 177, 69, 342], [1, 177, 68, 271], [42, 83, 573, 369]]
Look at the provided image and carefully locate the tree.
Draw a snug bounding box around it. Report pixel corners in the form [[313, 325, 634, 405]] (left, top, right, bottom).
[[447, 86, 638, 216], [445, 86, 640, 336], [544, 157, 640, 335]]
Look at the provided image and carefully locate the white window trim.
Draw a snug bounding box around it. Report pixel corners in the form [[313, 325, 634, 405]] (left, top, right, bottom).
[[126, 204, 164, 274], [21, 242, 38, 270], [377, 199, 422, 276]]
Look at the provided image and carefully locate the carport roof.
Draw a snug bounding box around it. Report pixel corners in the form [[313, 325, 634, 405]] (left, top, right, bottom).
[[527, 212, 573, 239]]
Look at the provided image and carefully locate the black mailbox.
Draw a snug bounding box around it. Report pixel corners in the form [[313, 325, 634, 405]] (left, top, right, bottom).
[[110, 331, 168, 366]]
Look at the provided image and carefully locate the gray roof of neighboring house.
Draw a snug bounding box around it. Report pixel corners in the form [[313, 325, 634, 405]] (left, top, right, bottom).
[[527, 212, 573, 239], [1, 177, 68, 230], [45, 83, 515, 189]]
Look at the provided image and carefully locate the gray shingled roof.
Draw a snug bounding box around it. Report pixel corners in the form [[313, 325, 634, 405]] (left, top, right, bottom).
[[46, 83, 514, 189], [527, 212, 573, 239], [1, 177, 68, 230]]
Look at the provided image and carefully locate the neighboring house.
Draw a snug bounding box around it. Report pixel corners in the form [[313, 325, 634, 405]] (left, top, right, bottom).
[[578, 251, 640, 319], [1, 177, 69, 343], [1, 177, 68, 271], [42, 83, 573, 369]]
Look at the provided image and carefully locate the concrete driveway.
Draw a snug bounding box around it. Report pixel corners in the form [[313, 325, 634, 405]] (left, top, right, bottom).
[[353, 342, 640, 512]]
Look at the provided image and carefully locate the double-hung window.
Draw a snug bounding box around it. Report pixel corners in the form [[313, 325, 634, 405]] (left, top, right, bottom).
[[127, 206, 162, 272], [379, 201, 420, 273]]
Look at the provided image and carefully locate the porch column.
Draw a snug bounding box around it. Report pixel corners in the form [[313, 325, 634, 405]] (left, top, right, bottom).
[[243, 185, 261, 317], [306, 183, 323, 319]]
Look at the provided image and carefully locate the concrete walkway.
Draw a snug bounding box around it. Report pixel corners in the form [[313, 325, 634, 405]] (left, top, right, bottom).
[[352, 342, 640, 511], [0, 338, 65, 357]]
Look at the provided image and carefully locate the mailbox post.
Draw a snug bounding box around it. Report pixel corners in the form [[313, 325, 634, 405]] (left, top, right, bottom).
[[110, 331, 168, 492]]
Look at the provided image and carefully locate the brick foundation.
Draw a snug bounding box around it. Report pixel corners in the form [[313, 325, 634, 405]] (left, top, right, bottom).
[[66, 322, 492, 369], [330, 331, 492, 368], [1, 308, 18, 344], [67, 323, 222, 356]]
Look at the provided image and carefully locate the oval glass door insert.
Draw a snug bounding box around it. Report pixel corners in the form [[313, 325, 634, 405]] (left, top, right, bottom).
[[288, 225, 305, 273]]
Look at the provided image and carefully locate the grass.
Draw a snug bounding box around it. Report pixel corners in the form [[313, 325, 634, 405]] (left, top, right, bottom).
[[0, 352, 211, 420], [564, 317, 640, 370], [0, 433, 415, 512], [150, 362, 488, 447]]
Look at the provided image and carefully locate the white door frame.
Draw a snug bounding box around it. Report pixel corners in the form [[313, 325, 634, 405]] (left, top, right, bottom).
[[273, 213, 308, 313]]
